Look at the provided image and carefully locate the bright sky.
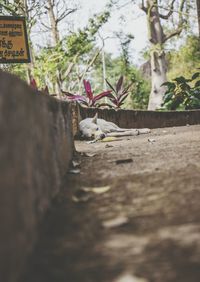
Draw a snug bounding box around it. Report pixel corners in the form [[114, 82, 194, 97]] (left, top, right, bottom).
[[72, 0, 148, 65], [33, 0, 198, 66]]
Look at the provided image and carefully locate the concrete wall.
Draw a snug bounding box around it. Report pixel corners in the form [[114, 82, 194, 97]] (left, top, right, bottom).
[[0, 71, 74, 282], [79, 107, 200, 129]]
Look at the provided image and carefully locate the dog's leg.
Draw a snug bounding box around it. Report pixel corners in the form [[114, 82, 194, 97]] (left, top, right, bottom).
[[106, 130, 139, 137], [106, 128, 150, 137]]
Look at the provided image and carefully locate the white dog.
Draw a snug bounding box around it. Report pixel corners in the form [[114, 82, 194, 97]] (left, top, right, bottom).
[[79, 113, 150, 140]]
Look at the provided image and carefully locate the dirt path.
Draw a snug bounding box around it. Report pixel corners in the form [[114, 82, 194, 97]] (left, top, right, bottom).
[[22, 125, 200, 282]]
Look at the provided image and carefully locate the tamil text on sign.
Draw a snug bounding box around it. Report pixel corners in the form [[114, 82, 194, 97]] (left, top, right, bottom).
[[0, 16, 30, 63]]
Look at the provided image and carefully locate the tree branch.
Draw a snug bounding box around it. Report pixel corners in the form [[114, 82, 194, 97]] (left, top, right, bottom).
[[79, 48, 103, 84], [56, 8, 77, 23], [0, 3, 19, 16], [139, 0, 148, 13], [61, 53, 80, 81], [163, 0, 187, 43], [158, 0, 176, 19], [163, 26, 183, 42]]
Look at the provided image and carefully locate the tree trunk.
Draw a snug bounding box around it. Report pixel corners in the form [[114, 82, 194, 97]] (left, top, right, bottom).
[[140, 0, 186, 110], [46, 0, 61, 97], [22, 0, 35, 83], [149, 50, 167, 110], [47, 0, 60, 46], [146, 0, 167, 110]]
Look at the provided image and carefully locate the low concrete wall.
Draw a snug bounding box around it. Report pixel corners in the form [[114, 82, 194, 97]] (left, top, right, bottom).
[[0, 71, 74, 282], [80, 107, 200, 129]]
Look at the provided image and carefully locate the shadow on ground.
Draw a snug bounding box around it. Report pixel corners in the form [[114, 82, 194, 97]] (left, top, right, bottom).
[[21, 125, 200, 282]]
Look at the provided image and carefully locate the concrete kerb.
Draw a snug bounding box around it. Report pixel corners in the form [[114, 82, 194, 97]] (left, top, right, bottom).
[[79, 106, 200, 129], [0, 71, 75, 282]]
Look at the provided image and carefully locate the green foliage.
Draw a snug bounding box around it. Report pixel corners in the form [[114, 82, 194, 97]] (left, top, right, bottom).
[[167, 35, 200, 80], [30, 10, 110, 93], [88, 11, 110, 36], [162, 72, 200, 110], [125, 68, 150, 109]]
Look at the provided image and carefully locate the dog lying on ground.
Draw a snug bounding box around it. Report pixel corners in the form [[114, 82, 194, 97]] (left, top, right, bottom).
[[79, 113, 150, 141]]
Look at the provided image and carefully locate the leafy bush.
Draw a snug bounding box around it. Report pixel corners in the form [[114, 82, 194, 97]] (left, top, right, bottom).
[[105, 76, 132, 108], [161, 71, 200, 110], [167, 36, 200, 80], [63, 79, 112, 107]]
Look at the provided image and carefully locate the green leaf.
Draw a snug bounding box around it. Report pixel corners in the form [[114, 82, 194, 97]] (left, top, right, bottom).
[[195, 80, 200, 88], [105, 79, 116, 93], [161, 81, 176, 92], [191, 72, 200, 81], [163, 92, 173, 103], [116, 76, 124, 93], [173, 76, 187, 84]]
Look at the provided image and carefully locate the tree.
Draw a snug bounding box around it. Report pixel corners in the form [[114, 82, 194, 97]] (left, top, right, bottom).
[[37, 0, 78, 95], [32, 10, 111, 95], [140, 0, 188, 110], [40, 0, 77, 46]]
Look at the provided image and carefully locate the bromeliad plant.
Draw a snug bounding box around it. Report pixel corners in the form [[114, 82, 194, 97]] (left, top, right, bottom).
[[161, 71, 200, 110], [105, 76, 132, 108], [63, 79, 112, 107]]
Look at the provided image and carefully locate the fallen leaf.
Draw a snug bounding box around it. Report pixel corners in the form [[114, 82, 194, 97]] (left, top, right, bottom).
[[148, 138, 156, 143], [86, 140, 97, 144], [116, 158, 133, 164], [82, 185, 111, 194], [82, 152, 97, 157], [105, 144, 114, 148], [72, 160, 81, 168], [102, 216, 128, 228], [68, 169, 80, 174], [114, 273, 148, 282]]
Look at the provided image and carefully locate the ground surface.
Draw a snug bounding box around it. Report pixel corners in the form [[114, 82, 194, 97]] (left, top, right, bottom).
[[22, 125, 200, 282]]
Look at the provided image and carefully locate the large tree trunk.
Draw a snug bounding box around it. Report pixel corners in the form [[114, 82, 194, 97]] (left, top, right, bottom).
[[140, 0, 186, 110], [149, 50, 167, 110]]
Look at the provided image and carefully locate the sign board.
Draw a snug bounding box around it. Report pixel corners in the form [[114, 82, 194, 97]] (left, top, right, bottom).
[[0, 16, 30, 63]]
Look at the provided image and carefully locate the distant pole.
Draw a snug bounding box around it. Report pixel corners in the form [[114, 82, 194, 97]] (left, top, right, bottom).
[[102, 45, 107, 91], [98, 32, 107, 91], [197, 0, 200, 37]]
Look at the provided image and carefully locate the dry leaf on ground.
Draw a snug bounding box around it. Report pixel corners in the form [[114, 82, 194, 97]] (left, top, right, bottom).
[[82, 185, 111, 194], [102, 216, 128, 228]]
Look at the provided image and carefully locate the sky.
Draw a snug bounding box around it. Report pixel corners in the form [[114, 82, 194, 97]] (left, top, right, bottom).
[[33, 0, 198, 66], [71, 0, 199, 64], [72, 0, 148, 65]]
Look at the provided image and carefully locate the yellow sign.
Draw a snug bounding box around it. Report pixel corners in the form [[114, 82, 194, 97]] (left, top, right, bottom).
[[0, 16, 30, 63]]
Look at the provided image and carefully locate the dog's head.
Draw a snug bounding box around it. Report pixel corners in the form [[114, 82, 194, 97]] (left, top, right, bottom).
[[79, 113, 106, 140]]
